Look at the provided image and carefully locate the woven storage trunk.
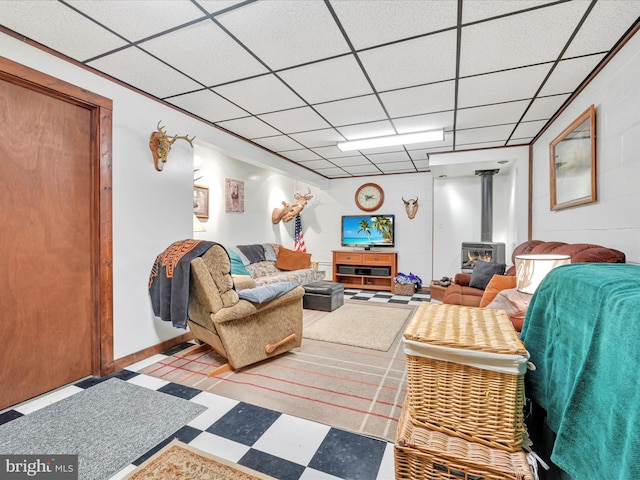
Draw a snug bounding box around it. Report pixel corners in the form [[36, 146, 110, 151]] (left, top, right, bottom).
[[395, 403, 534, 480], [403, 303, 530, 452], [395, 283, 416, 295]]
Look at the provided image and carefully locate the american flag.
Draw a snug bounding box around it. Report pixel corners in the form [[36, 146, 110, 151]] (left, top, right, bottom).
[[294, 214, 306, 252]]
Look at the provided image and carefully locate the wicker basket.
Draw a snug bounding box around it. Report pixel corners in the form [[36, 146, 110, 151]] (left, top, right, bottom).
[[395, 403, 534, 480], [395, 283, 417, 296], [403, 303, 530, 452]]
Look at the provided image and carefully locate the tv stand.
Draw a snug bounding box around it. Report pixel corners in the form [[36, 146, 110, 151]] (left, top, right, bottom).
[[333, 250, 398, 293]]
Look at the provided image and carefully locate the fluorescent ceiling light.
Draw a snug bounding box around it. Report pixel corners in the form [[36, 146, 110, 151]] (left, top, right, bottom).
[[337, 129, 444, 152]]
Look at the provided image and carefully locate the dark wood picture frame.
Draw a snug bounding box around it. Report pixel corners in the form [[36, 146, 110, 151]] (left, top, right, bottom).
[[549, 105, 596, 211], [193, 184, 209, 219]]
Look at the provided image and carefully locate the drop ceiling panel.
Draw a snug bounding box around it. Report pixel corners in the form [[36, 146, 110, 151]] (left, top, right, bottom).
[[331, 156, 371, 167], [456, 100, 530, 130], [167, 90, 248, 123], [393, 112, 455, 134], [359, 31, 458, 91], [257, 107, 330, 134], [377, 161, 416, 173], [289, 129, 346, 148], [332, 0, 457, 50], [366, 151, 412, 163], [253, 135, 303, 152], [461, 1, 557, 24], [278, 149, 323, 162], [455, 124, 515, 145], [216, 0, 350, 70], [296, 159, 337, 170], [539, 54, 606, 97], [313, 96, 388, 126], [212, 74, 305, 114], [380, 81, 456, 118], [342, 165, 382, 176], [216, 117, 281, 139], [511, 119, 548, 139], [523, 94, 571, 122], [88, 48, 202, 98], [336, 121, 395, 141], [278, 55, 373, 105]]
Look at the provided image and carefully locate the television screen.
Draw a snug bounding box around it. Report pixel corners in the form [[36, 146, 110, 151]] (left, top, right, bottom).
[[341, 214, 395, 249]]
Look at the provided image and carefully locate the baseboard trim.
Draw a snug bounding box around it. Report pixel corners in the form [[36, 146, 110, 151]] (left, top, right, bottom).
[[113, 332, 194, 372]]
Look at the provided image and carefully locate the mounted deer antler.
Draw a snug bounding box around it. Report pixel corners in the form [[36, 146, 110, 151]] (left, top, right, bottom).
[[149, 121, 196, 171], [272, 187, 313, 224], [402, 196, 419, 220]]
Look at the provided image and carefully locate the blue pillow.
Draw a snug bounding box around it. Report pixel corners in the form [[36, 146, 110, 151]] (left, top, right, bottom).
[[227, 249, 250, 276], [237, 282, 298, 304]]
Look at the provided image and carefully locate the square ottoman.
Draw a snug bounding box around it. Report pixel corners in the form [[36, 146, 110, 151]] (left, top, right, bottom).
[[303, 282, 344, 312]]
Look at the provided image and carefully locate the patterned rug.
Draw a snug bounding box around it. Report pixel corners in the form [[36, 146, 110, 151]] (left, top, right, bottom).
[[124, 439, 275, 479], [139, 301, 416, 442]]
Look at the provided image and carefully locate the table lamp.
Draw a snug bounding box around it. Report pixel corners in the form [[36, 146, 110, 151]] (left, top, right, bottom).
[[515, 254, 571, 294]]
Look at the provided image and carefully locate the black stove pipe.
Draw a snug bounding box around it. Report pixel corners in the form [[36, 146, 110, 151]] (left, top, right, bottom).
[[475, 169, 499, 243]]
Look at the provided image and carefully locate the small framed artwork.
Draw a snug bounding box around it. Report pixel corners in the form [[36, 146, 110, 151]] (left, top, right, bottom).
[[225, 178, 244, 213], [549, 105, 596, 211], [193, 185, 209, 219]]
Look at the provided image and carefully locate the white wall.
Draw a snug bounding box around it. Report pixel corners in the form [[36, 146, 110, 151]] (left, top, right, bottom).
[[531, 29, 640, 264]]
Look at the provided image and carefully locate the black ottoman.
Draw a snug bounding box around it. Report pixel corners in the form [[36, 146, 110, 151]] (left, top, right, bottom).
[[303, 282, 344, 312]]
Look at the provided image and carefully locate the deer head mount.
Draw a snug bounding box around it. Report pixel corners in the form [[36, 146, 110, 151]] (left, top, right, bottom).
[[402, 196, 419, 220], [149, 121, 196, 171], [272, 188, 313, 224]]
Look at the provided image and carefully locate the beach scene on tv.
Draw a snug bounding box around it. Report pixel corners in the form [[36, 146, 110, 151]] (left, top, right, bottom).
[[342, 215, 394, 247]]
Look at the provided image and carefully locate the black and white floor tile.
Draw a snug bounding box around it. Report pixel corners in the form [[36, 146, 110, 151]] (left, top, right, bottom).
[[0, 290, 424, 480]]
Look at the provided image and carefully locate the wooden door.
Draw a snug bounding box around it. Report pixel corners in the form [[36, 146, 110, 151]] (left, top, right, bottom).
[[0, 57, 113, 410]]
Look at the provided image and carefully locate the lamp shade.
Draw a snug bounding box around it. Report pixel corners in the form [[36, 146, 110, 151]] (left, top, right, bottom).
[[193, 214, 206, 232], [515, 254, 571, 294]]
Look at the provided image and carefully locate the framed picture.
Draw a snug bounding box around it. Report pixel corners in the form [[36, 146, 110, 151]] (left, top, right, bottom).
[[549, 105, 596, 211], [225, 178, 244, 213], [193, 185, 209, 219]]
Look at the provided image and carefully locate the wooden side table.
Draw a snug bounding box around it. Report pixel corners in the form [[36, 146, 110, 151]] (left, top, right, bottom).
[[429, 281, 447, 302]]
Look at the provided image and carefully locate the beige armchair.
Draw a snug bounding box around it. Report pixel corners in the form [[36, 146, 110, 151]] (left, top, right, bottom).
[[182, 244, 305, 376]]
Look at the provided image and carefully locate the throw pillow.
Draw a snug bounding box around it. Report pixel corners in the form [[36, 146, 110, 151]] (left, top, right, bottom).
[[479, 274, 517, 307], [469, 260, 506, 290], [237, 282, 298, 304], [275, 246, 311, 271], [237, 244, 266, 264], [226, 249, 251, 276], [485, 288, 532, 332]]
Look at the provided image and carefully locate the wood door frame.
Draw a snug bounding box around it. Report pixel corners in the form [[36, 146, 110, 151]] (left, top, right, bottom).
[[0, 55, 114, 376]]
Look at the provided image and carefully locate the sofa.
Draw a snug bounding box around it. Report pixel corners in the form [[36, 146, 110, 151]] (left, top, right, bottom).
[[226, 243, 325, 290], [442, 240, 626, 331]]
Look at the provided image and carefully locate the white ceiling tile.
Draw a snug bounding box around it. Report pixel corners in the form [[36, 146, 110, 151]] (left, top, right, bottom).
[[360, 31, 458, 91], [330, 156, 371, 167], [539, 55, 606, 97], [393, 111, 455, 134], [377, 162, 416, 173], [213, 75, 305, 114], [1, 1, 127, 61], [216, 117, 281, 139], [311, 146, 351, 159], [342, 165, 382, 175], [456, 140, 507, 150], [296, 159, 337, 170], [216, 0, 350, 70], [412, 159, 431, 171], [455, 124, 514, 145], [564, 1, 640, 58], [314, 96, 387, 126], [460, 2, 589, 77], [88, 48, 202, 98], [141, 22, 268, 86], [253, 135, 303, 152], [68, 0, 204, 42], [167, 90, 248, 123], [462, 1, 558, 24], [279, 149, 323, 162], [289, 129, 345, 148], [507, 137, 533, 146], [366, 151, 412, 163], [380, 81, 456, 118], [511, 120, 548, 139], [332, 0, 457, 50], [317, 167, 350, 178], [523, 94, 570, 122], [336, 121, 395, 140], [258, 107, 330, 134], [196, 1, 247, 14], [457, 64, 551, 108], [278, 55, 373, 105], [456, 100, 530, 129]]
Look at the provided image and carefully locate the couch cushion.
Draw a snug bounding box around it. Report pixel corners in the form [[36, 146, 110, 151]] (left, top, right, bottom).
[[246, 260, 279, 278], [469, 260, 506, 290], [480, 274, 517, 307], [227, 248, 251, 276], [237, 282, 298, 304], [275, 246, 311, 271]]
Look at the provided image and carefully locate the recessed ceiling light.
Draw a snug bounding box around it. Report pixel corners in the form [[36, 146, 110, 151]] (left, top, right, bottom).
[[337, 129, 444, 152]]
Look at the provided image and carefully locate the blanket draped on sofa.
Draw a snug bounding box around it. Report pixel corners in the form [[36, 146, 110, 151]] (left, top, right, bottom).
[[521, 263, 640, 480], [149, 239, 218, 328]]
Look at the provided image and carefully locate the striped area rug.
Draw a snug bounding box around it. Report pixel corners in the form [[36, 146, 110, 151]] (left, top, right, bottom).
[[139, 301, 416, 442]]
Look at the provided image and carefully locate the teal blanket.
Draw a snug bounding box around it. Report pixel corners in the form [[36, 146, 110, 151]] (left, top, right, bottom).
[[521, 263, 640, 479]]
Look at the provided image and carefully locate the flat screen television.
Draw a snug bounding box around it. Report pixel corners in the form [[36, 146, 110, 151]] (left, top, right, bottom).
[[341, 214, 395, 250]]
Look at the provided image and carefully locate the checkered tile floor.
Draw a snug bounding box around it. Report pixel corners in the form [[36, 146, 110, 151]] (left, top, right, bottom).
[[0, 290, 430, 480]]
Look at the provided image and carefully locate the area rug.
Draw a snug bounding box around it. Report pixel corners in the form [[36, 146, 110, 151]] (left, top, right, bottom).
[[303, 303, 412, 351], [0, 378, 206, 480], [139, 302, 416, 443], [124, 439, 275, 480]]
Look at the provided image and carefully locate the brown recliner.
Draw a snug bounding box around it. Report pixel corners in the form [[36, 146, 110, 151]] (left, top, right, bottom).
[[183, 244, 305, 376], [443, 240, 626, 308]]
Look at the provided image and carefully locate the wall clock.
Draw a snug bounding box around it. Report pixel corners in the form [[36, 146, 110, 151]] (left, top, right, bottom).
[[355, 183, 384, 212]]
